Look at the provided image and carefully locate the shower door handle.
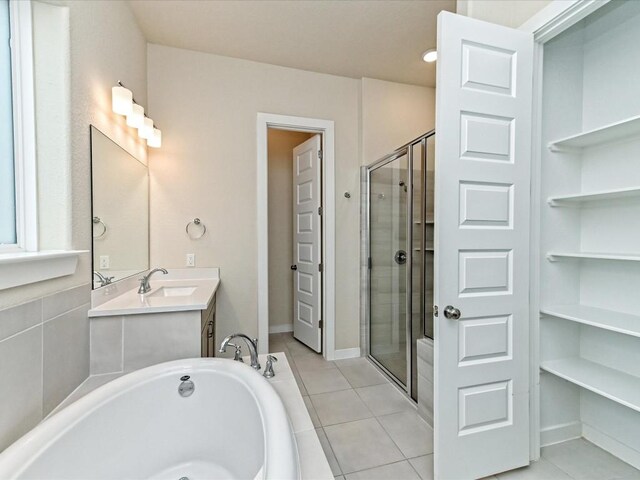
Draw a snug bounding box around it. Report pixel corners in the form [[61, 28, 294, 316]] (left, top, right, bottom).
[[444, 305, 461, 320], [394, 250, 407, 265]]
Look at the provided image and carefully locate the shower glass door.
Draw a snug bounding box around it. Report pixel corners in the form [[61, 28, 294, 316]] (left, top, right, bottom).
[[368, 152, 409, 386]]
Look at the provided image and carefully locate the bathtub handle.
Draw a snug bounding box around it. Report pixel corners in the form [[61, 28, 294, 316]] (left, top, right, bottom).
[[227, 342, 244, 362], [263, 355, 278, 378]]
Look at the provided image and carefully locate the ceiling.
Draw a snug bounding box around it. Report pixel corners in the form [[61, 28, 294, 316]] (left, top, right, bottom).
[[128, 0, 456, 87]]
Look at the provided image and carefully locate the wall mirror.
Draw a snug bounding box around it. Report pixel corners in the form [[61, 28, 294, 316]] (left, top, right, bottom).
[[90, 126, 149, 288]]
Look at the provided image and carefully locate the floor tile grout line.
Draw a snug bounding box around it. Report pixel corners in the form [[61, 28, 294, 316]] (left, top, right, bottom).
[[371, 415, 412, 460], [340, 457, 424, 477], [317, 425, 344, 476]]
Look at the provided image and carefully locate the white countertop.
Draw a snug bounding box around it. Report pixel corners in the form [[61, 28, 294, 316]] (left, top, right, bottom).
[[88, 269, 220, 318]]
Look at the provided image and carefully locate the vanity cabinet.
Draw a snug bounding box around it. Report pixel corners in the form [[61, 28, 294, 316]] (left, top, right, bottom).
[[88, 269, 220, 375], [201, 292, 216, 357]]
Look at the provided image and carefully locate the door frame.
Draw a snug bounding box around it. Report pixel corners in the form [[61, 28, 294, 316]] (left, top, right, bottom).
[[256, 113, 336, 360], [520, 0, 611, 461]]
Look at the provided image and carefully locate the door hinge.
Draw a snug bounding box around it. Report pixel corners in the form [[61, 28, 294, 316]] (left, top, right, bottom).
[[318, 206, 323, 216], [318, 263, 323, 272], [319, 319, 323, 329], [368, 257, 372, 269], [433, 305, 439, 317], [318, 150, 323, 160]]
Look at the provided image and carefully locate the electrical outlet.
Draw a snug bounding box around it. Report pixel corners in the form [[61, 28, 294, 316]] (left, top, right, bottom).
[[186, 253, 195, 267], [99, 255, 110, 269]]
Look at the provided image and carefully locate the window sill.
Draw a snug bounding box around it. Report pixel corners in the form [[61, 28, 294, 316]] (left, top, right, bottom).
[[0, 250, 87, 290]]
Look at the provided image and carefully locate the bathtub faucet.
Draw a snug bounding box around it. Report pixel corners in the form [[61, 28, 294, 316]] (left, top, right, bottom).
[[219, 334, 261, 370]]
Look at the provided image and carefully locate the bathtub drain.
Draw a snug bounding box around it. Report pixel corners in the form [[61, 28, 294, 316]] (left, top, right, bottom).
[[178, 375, 195, 397]]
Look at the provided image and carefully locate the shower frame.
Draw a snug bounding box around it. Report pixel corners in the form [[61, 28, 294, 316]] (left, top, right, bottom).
[[362, 130, 435, 400]]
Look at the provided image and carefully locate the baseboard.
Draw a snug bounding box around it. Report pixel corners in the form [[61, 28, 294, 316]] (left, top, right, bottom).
[[269, 324, 293, 334], [540, 421, 582, 447], [333, 347, 361, 360], [583, 423, 640, 470]]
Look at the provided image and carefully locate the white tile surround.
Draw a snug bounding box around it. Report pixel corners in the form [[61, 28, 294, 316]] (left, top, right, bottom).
[[0, 284, 91, 451]]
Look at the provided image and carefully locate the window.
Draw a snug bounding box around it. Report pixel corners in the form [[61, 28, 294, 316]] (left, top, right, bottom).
[[0, 0, 16, 247], [0, 0, 37, 254]]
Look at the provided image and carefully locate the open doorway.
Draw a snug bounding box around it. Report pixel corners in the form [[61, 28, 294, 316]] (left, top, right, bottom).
[[257, 113, 336, 359], [267, 128, 322, 352]]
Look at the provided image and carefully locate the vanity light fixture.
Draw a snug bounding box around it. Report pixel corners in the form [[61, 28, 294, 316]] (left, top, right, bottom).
[[139, 117, 154, 140], [422, 49, 437, 63], [111, 81, 162, 148], [126, 103, 144, 129], [148, 128, 162, 148], [112, 84, 133, 115]]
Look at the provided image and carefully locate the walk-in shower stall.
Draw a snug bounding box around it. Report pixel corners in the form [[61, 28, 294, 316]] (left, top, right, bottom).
[[362, 131, 435, 400]]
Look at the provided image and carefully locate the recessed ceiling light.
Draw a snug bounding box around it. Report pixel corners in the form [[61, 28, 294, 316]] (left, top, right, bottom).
[[422, 49, 437, 63]]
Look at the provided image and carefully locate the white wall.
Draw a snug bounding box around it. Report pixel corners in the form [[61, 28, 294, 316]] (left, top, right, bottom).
[[457, 0, 552, 28], [267, 129, 313, 332], [147, 45, 361, 350], [361, 78, 435, 165]]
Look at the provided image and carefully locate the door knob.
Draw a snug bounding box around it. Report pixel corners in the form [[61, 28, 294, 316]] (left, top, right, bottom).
[[444, 305, 461, 320], [394, 250, 407, 265], [291, 265, 297, 271]]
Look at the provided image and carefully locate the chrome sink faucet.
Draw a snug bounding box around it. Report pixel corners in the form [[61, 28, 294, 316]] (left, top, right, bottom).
[[93, 271, 114, 287], [138, 267, 168, 294], [219, 334, 261, 370]]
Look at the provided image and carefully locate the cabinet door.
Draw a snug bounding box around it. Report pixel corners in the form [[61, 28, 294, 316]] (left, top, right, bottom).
[[434, 11, 533, 479]]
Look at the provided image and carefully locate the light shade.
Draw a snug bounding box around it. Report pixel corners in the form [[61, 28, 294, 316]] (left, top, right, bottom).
[[148, 128, 162, 148], [112, 86, 133, 115], [139, 117, 154, 139], [126, 103, 144, 128], [422, 49, 437, 63]]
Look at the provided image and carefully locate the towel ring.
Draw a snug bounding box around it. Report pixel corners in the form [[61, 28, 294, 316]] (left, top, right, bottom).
[[186, 218, 206, 239], [92, 216, 107, 238]]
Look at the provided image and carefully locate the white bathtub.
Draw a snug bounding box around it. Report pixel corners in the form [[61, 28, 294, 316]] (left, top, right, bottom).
[[0, 358, 300, 479]]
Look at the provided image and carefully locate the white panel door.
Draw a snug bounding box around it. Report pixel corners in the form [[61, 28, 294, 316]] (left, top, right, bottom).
[[292, 134, 322, 352], [434, 12, 533, 479]]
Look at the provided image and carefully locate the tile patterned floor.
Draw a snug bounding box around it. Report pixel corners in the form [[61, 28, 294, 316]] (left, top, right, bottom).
[[270, 333, 640, 480]]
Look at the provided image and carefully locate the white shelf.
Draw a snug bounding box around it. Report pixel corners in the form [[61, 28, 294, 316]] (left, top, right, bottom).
[[549, 114, 640, 150], [548, 186, 640, 206], [541, 357, 640, 413], [547, 252, 640, 262], [541, 304, 640, 338]]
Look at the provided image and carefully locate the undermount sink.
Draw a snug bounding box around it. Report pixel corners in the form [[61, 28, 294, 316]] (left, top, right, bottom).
[[149, 286, 197, 298]]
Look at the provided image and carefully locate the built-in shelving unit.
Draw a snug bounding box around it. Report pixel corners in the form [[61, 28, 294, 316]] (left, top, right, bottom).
[[542, 304, 640, 338], [548, 186, 640, 206], [546, 252, 640, 262], [548, 114, 640, 151], [541, 357, 640, 413], [539, 2, 640, 467]]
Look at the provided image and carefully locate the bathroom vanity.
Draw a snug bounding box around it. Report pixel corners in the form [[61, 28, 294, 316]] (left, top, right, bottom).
[[88, 268, 220, 374]]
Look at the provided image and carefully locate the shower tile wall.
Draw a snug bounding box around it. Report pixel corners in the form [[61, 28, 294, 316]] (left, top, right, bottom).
[[0, 285, 91, 451], [417, 337, 434, 427]]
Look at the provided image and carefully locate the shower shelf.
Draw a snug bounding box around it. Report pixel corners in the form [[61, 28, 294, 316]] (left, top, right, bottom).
[[541, 304, 640, 338], [541, 357, 640, 413]]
